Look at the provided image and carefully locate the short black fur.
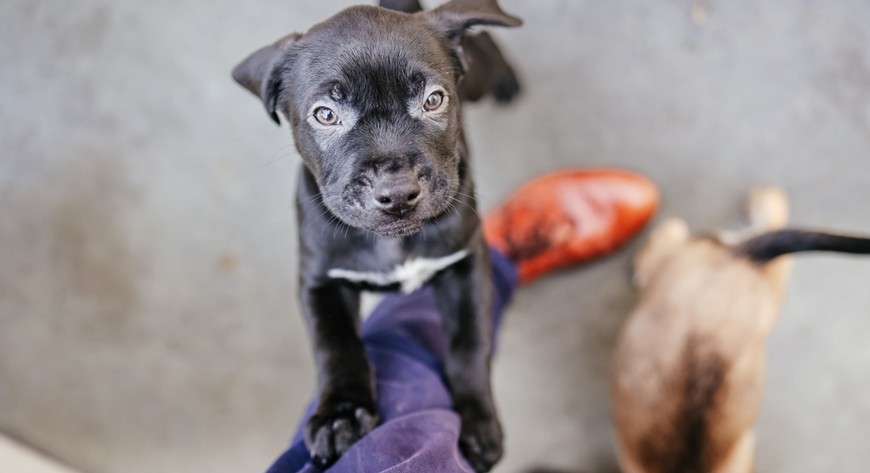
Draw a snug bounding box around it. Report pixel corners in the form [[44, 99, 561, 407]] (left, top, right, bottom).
[[232, 1, 522, 470]]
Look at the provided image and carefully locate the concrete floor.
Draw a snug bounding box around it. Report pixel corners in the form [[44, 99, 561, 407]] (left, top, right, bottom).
[[2, 0, 869, 472], [0, 435, 81, 473]]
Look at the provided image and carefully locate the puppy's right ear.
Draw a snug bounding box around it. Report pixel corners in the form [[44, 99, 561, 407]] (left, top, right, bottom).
[[424, 0, 521, 74], [427, 0, 522, 39], [379, 0, 423, 13], [232, 33, 301, 125]]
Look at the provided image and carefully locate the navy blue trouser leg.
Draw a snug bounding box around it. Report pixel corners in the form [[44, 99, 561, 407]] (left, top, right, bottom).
[[267, 248, 518, 473]]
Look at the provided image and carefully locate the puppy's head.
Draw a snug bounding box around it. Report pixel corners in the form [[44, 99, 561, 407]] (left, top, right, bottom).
[[233, 1, 521, 237]]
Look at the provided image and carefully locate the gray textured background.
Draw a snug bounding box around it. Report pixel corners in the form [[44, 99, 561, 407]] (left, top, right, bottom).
[[1, 1, 869, 472]]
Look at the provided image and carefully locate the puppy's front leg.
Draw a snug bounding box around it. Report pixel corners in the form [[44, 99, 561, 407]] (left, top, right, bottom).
[[432, 237, 502, 472], [300, 282, 377, 468]]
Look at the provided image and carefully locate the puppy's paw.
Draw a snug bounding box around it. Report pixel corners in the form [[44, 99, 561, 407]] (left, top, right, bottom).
[[492, 67, 521, 104], [459, 414, 504, 472], [305, 403, 378, 468]]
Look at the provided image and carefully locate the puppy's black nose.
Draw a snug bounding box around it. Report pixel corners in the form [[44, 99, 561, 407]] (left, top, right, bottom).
[[372, 176, 422, 216]]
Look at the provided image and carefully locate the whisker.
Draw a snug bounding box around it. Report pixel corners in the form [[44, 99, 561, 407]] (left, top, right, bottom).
[[258, 143, 299, 168], [304, 206, 335, 235], [450, 195, 482, 220]]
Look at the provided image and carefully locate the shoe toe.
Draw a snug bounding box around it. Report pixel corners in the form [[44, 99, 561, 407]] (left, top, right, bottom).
[[483, 169, 659, 282]]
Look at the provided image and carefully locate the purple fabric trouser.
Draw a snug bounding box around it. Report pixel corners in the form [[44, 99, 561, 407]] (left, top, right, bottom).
[[267, 248, 519, 473]]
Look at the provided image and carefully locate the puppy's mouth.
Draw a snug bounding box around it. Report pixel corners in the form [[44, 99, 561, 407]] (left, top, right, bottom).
[[323, 195, 433, 238], [364, 200, 452, 237], [324, 174, 459, 238], [368, 190, 458, 237], [374, 219, 424, 238]]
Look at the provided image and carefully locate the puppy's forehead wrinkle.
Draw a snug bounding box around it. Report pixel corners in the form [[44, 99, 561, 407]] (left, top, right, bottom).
[[294, 14, 453, 102], [297, 56, 424, 115], [344, 59, 425, 108]]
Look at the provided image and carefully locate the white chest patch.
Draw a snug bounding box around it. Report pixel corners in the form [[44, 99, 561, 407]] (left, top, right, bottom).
[[327, 249, 470, 293]]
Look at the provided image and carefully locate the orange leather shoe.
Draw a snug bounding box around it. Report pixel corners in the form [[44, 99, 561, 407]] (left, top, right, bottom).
[[483, 169, 659, 283]]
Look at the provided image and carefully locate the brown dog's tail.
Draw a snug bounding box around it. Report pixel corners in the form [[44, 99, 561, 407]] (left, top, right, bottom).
[[736, 229, 870, 263]]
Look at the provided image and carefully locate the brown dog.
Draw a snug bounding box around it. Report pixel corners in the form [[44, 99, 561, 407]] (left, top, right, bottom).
[[611, 187, 870, 473]]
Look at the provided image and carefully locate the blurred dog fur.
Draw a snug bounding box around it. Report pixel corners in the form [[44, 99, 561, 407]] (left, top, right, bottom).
[[612, 187, 870, 473]]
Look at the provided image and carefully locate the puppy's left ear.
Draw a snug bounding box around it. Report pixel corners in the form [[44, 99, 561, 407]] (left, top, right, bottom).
[[232, 33, 301, 125], [426, 0, 522, 40]]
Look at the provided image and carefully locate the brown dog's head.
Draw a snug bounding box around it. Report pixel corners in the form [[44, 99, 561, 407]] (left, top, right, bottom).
[[233, 1, 521, 237]]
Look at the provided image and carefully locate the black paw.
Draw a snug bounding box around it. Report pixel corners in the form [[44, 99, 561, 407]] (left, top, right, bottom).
[[492, 67, 521, 104], [459, 414, 504, 472], [305, 403, 378, 468]]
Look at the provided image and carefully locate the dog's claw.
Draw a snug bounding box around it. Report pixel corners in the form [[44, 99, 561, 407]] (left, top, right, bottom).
[[459, 414, 503, 472], [306, 404, 378, 467]]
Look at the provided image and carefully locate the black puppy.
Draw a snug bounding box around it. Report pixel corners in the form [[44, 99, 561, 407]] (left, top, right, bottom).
[[232, 1, 521, 470]]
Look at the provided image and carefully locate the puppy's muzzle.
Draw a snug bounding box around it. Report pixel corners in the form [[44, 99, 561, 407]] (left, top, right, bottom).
[[372, 173, 422, 217]]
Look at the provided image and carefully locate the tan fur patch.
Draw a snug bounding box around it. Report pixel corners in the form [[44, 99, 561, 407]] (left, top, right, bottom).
[[612, 188, 790, 473]]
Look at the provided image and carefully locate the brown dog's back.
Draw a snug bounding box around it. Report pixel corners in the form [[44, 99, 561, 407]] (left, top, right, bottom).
[[613, 240, 779, 473], [612, 188, 790, 473], [612, 186, 870, 473]]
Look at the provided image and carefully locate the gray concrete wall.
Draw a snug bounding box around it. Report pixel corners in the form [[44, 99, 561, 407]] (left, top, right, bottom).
[[1, 1, 868, 472]]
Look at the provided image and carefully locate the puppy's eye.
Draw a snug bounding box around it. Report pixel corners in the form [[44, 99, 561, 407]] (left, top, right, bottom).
[[423, 91, 445, 112], [314, 107, 340, 126]]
